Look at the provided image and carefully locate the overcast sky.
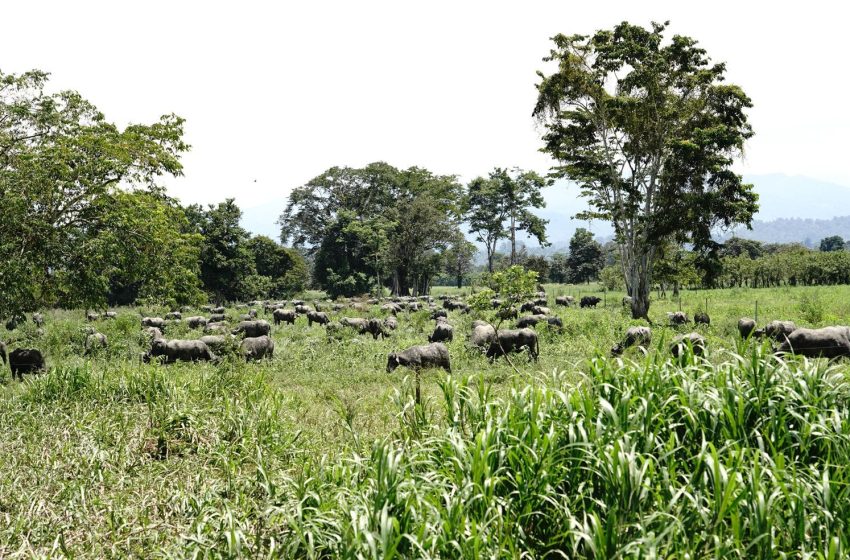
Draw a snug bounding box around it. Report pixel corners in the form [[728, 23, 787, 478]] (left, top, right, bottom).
[[4, 1, 849, 215]]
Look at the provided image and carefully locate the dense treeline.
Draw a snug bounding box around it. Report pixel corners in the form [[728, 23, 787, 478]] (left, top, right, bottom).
[[0, 69, 304, 319]]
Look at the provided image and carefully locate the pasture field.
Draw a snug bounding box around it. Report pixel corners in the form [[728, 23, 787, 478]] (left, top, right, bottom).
[[1, 284, 850, 557]]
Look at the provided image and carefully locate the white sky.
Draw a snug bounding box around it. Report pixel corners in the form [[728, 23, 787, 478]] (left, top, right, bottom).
[[4, 1, 850, 214]]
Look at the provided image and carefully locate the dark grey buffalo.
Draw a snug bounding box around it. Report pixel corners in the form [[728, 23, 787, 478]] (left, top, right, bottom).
[[9, 348, 46, 380], [199, 335, 234, 353], [611, 326, 652, 356], [778, 327, 850, 360], [531, 305, 551, 316], [340, 317, 369, 333], [764, 320, 797, 342], [387, 342, 451, 373], [84, 333, 107, 355], [86, 311, 100, 322], [428, 322, 454, 343], [486, 328, 540, 361], [430, 309, 448, 321], [470, 321, 497, 349], [0, 341, 6, 364], [212, 306, 226, 314], [32, 312, 44, 327], [555, 295, 575, 307], [165, 311, 182, 321], [144, 326, 163, 340], [622, 296, 633, 307], [307, 311, 330, 327], [241, 335, 275, 361], [580, 296, 601, 309], [667, 312, 689, 326], [366, 318, 389, 340], [232, 320, 271, 338], [205, 322, 228, 333], [694, 312, 710, 326], [208, 313, 226, 323], [384, 317, 399, 331], [671, 332, 706, 359], [143, 339, 216, 364], [273, 309, 296, 325], [104, 311, 117, 320], [738, 317, 757, 338], [294, 304, 311, 315], [186, 316, 208, 329], [141, 317, 166, 329], [516, 315, 562, 330]]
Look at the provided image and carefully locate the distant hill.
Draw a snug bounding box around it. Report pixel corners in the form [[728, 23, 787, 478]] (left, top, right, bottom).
[[238, 173, 850, 247]]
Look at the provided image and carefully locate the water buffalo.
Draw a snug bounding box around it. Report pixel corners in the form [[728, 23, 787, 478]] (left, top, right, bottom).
[[199, 335, 234, 353], [611, 326, 652, 356], [470, 321, 497, 349], [738, 317, 757, 338], [366, 318, 389, 339], [295, 304, 311, 315], [0, 341, 6, 364], [694, 312, 710, 326], [212, 306, 226, 314], [186, 316, 208, 329], [9, 348, 46, 380], [144, 326, 163, 339], [519, 301, 536, 313], [241, 335, 275, 361], [307, 311, 330, 327], [165, 311, 182, 321], [531, 305, 551, 316], [670, 332, 706, 358], [208, 313, 226, 323], [777, 326, 850, 360], [340, 317, 369, 333], [273, 309, 297, 325], [667, 311, 689, 326], [381, 303, 402, 315], [580, 296, 601, 309], [104, 311, 117, 320], [86, 311, 100, 322], [764, 320, 797, 342], [555, 295, 575, 307], [428, 322, 454, 343], [232, 320, 271, 338], [387, 342, 451, 373], [515, 315, 547, 329], [32, 312, 44, 327], [384, 317, 398, 331], [205, 322, 228, 333], [486, 328, 540, 361], [142, 317, 166, 329], [84, 333, 107, 355], [143, 339, 216, 364], [622, 296, 633, 307], [430, 309, 448, 321]]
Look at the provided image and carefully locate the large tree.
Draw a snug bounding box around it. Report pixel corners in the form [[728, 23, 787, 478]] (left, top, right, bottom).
[[533, 21, 757, 319], [443, 232, 477, 288], [0, 69, 189, 318], [566, 228, 603, 283], [188, 199, 256, 303], [464, 167, 549, 271], [280, 162, 462, 296]]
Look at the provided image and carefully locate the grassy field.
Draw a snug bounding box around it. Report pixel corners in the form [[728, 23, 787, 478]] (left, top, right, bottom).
[[1, 284, 850, 557]]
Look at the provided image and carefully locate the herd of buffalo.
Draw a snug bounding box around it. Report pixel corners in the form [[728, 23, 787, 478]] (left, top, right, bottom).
[[3, 291, 850, 381]]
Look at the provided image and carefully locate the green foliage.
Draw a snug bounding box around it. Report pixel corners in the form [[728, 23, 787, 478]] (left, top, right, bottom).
[[549, 252, 570, 283], [534, 21, 757, 318], [470, 265, 539, 312], [245, 235, 307, 298], [464, 167, 549, 271], [819, 235, 845, 252], [0, 68, 189, 318], [600, 265, 625, 291], [443, 233, 477, 288], [566, 228, 603, 283], [280, 162, 463, 296], [189, 199, 256, 303]]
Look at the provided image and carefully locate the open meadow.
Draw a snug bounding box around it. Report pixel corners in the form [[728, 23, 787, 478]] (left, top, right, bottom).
[[2, 284, 850, 557]]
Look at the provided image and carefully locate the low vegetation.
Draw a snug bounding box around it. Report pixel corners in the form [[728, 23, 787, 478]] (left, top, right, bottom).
[[2, 284, 850, 557]]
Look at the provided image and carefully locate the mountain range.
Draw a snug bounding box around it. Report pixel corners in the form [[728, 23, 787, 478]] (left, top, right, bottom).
[[240, 173, 850, 247]]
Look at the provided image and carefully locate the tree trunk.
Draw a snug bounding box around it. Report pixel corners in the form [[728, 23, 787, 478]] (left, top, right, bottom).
[[510, 213, 516, 265], [456, 275, 462, 289], [626, 248, 654, 321]]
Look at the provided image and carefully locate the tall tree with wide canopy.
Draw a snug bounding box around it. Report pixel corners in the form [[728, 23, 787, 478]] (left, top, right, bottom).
[[280, 162, 462, 296], [464, 167, 549, 271], [533, 21, 758, 318], [0, 69, 189, 318]]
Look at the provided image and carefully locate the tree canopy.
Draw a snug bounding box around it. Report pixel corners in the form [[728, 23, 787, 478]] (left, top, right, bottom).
[[0, 69, 190, 317], [464, 167, 549, 272], [280, 162, 463, 297], [533, 21, 757, 318]]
